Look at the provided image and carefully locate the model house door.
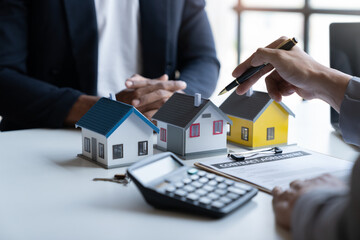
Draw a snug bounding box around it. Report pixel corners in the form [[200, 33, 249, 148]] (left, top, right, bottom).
[[167, 125, 185, 156], [92, 137, 97, 161]]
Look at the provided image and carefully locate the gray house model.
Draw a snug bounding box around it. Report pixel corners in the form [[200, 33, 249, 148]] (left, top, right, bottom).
[[153, 93, 232, 159], [76, 98, 159, 169]]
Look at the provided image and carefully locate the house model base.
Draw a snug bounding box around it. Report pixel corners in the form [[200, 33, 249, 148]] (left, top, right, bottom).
[[154, 145, 228, 160], [77, 154, 134, 169]]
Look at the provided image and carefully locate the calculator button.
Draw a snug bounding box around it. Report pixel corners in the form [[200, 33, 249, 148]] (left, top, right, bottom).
[[203, 185, 215, 192], [217, 183, 227, 189], [195, 189, 208, 196], [183, 185, 196, 192], [199, 177, 209, 184], [187, 168, 198, 175], [207, 192, 220, 200], [215, 176, 225, 182], [199, 197, 212, 206], [228, 187, 246, 196], [175, 182, 184, 188], [190, 175, 200, 181], [174, 189, 187, 197], [182, 178, 192, 184], [197, 170, 206, 177], [165, 186, 176, 193], [211, 201, 225, 210], [208, 180, 217, 186], [206, 173, 216, 179], [219, 196, 232, 204], [226, 192, 240, 200], [191, 181, 203, 188], [214, 189, 227, 196], [234, 183, 252, 191], [186, 193, 200, 201], [224, 179, 235, 186]]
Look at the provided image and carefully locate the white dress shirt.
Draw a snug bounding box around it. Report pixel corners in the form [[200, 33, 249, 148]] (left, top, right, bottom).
[[94, 0, 142, 97]]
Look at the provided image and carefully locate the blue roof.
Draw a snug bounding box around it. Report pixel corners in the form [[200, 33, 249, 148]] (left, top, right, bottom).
[[75, 98, 159, 137]]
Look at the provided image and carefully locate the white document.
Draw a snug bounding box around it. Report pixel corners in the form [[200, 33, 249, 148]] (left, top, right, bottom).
[[195, 145, 353, 193]]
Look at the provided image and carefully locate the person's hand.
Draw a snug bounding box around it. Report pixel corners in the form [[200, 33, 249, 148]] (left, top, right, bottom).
[[272, 173, 347, 230], [115, 74, 187, 119], [232, 36, 351, 112]]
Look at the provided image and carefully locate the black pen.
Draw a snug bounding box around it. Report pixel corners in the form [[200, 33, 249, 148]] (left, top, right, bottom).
[[218, 37, 298, 96]]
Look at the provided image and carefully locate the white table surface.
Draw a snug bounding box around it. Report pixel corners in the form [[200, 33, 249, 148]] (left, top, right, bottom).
[[0, 99, 359, 240]]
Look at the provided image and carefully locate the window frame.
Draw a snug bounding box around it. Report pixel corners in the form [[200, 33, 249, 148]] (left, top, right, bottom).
[[160, 128, 167, 142], [241, 127, 249, 141], [267, 127, 275, 140], [138, 141, 148, 156], [213, 120, 223, 135], [98, 143, 104, 159], [113, 144, 124, 159], [84, 137, 91, 153], [190, 123, 200, 138], [234, 0, 360, 62]]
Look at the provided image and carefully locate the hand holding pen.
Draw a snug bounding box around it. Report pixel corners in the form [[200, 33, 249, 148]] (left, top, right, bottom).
[[229, 36, 351, 111]]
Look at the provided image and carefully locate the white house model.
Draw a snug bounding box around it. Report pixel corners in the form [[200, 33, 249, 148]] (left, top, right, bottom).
[[76, 97, 159, 169], [153, 93, 232, 159]]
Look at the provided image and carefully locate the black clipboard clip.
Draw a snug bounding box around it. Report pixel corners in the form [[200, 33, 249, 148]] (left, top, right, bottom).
[[227, 147, 283, 161]]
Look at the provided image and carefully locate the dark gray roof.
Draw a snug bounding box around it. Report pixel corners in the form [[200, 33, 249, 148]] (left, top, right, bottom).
[[153, 93, 231, 129], [219, 91, 294, 121], [76, 98, 159, 137]]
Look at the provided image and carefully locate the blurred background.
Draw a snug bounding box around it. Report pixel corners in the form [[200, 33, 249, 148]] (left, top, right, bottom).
[[205, 0, 360, 105]]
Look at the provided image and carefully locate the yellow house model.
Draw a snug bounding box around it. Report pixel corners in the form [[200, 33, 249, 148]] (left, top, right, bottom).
[[220, 90, 295, 149]]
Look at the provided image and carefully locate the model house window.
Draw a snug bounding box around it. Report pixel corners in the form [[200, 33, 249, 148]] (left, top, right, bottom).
[[138, 141, 148, 156], [84, 137, 90, 152], [227, 123, 231, 136], [160, 128, 166, 142], [241, 127, 249, 141], [113, 144, 124, 159], [267, 127, 275, 140], [213, 120, 223, 135], [98, 143, 104, 159], [190, 123, 200, 138], [202, 113, 211, 118]]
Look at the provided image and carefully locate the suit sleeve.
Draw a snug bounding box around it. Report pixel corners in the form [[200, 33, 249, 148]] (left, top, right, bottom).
[[0, 0, 82, 130], [177, 0, 220, 98], [291, 76, 360, 240]]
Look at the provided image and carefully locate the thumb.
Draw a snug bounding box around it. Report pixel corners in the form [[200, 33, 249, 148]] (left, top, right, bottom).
[[157, 74, 169, 81]]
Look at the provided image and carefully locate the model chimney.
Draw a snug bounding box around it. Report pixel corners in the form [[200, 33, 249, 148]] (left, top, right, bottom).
[[246, 88, 253, 97], [194, 93, 201, 107]]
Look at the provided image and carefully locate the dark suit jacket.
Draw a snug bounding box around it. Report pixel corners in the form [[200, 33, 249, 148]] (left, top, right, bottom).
[[0, 0, 219, 131]]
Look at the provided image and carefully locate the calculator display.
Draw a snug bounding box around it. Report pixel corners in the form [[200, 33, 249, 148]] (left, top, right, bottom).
[[131, 156, 182, 184]]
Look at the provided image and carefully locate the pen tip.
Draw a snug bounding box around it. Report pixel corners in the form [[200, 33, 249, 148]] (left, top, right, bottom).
[[218, 89, 227, 96]]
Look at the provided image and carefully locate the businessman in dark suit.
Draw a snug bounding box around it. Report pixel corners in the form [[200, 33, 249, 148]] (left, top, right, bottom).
[[0, 0, 219, 131]]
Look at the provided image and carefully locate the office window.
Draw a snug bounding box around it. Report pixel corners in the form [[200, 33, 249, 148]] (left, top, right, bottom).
[[113, 144, 123, 159], [227, 123, 231, 136], [98, 143, 104, 159], [160, 128, 166, 142], [84, 137, 90, 153], [213, 120, 223, 135], [190, 123, 200, 138], [202, 113, 211, 118], [267, 127, 275, 140], [138, 141, 148, 156], [241, 127, 249, 141], [234, 0, 360, 69]]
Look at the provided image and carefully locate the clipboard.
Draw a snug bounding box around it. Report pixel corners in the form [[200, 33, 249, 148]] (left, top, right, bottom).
[[194, 145, 353, 194]]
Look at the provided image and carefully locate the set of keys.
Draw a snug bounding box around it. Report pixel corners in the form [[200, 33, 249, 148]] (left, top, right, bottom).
[[93, 173, 131, 186]]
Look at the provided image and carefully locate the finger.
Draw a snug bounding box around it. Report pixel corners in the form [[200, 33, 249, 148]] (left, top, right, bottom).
[[125, 75, 151, 88], [133, 81, 187, 104], [137, 96, 170, 112], [157, 74, 169, 81], [272, 186, 283, 198], [265, 71, 283, 102], [232, 36, 288, 78], [133, 89, 173, 107], [290, 180, 305, 191], [143, 109, 158, 120], [235, 64, 274, 95]]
